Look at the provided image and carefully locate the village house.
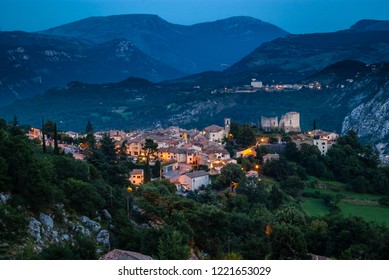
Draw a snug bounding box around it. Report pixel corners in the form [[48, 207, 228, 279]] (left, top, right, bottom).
[[309, 130, 339, 143], [178, 170, 210, 191], [210, 158, 237, 174], [129, 169, 144, 185], [157, 146, 179, 162], [177, 148, 188, 163], [203, 146, 230, 161], [28, 127, 42, 140], [186, 149, 198, 165], [161, 160, 179, 173], [125, 139, 144, 157], [109, 130, 125, 142], [202, 125, 227, 143], [236, 147, 257, 158], [313, 139, 332, 155], [64, 131, 80, 140], [263, 153, 280, 164]]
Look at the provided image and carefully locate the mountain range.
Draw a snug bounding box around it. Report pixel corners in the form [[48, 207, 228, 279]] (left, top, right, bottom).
[[41, 14, 289, 73], [170, 19, 389, 87], [0, 15, 288, 106], [0, 31, 182, 105]]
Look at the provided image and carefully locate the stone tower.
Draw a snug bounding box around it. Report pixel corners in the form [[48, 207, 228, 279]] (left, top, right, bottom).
[[261, 116, 278, 132], [224, 118, 231, 134], [279, 112, 301, 133]]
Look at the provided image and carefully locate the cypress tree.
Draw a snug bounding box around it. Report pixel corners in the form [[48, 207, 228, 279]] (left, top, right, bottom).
[[313, 119, 317, 131], [85, 120, 96, 148]]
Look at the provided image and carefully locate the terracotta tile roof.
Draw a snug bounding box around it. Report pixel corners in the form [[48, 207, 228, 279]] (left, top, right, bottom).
[[130, 169, 144, 175], [184, 170, 209, 179], [100, 249, 153, 260], [204, 125, 224, 133]]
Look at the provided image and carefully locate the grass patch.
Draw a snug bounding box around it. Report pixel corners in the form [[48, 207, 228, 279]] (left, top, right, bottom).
[[306, 176, 346, 188], [302, 198, 331, 217], [304, 186, 383, 200], [338, 202, 389, 226]]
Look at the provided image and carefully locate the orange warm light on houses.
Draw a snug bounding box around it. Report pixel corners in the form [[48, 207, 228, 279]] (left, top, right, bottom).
[[265, 224, 272, 237], [242, 148, 255, 156]]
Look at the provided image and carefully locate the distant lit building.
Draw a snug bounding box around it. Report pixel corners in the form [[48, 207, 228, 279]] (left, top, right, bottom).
[[178, 171, 210, 191], [313, 139, 332, 155], [129, 169, 144, 185], [203, 125, 227, 143], [262, 153, 280, 164], [251, 79, 263, 88]]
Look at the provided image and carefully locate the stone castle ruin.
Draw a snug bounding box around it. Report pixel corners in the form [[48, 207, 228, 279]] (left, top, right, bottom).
[[261, 112, 301, 133], [261, 116, 278, 132]]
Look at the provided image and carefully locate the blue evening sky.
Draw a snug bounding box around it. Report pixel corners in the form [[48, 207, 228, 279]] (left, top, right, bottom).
[[0, 0, 388, 34]]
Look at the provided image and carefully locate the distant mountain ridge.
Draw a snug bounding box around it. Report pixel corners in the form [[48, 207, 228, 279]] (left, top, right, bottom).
[[41, 14, 289, 73], [350, 19, 389, 31], [0, 31, 182, 105], [226, 28, 389, 82], [163, 19, 389, 88], [0, 14, 289, 106]]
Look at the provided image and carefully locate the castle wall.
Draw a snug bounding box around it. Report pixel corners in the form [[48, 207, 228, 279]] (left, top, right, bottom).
[[261, 116, 278, 131], [279, 112, 301, 133]]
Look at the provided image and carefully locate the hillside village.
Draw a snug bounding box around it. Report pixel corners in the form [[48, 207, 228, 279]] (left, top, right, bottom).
[[2, 109, 389, 261], [212, 79, 322, 94], [28, 112, 343, 191]]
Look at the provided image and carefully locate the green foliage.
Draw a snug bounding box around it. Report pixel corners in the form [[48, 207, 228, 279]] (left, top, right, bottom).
[[275, 206, 308, 227], [269, 222, 309, 260], [255, 145, 270, 162], [53, 122, 59, 155], [237, 157, 251, 171], [236, 177, 269, 206], [222, 252, 243, 260], [38, 234, 98, 260], [214, 163, 245, 190], [238, 124, 257, 148], [151, 160, 161, 178], [279, 176, 305, 198], [1, 119, 389, 260], [86, 133, 128, 186], [44, 120, 55, 138], [0, 204, 28, 244], [263, 157, 305, 181], [229, 122, 256, 148], [268, 137, 278, 144], [60, 178, 104, 216], [229, 122, 240, 140], [157, 228, 190, 260], [0, 243, 10, 260], [143, 139, 158, 182]]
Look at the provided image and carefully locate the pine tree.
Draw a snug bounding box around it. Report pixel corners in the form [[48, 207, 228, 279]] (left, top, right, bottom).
[[143, 139, 158, 183], [157, 229, 189, 260], [85, 120, 96, 148]]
